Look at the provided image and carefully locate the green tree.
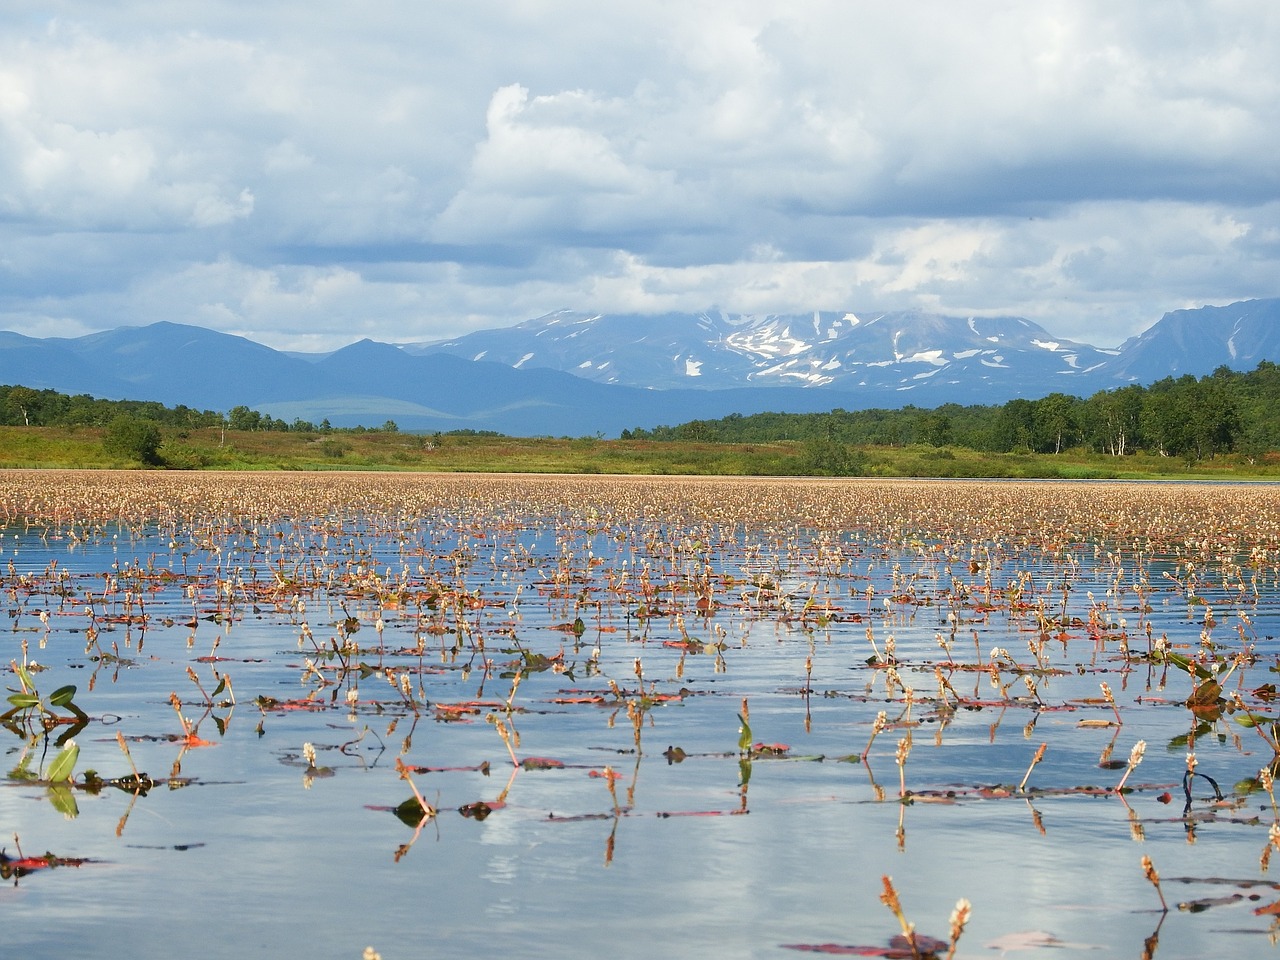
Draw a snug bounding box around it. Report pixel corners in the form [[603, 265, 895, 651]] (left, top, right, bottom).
[[227, 405, 262, 431], [919, 412, 953, 447], [1184, 371, 1240, 460], [103, 416, 162, 465], [992, 398, 1035, 452], [1033, 393, 1079, 454], [1085, 385, 1144, 456], [1141, 377, 1183, 456], [4, 386, 40, 426]]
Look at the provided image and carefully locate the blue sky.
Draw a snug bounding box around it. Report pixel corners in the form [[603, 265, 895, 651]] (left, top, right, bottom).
[[2, 1, 1278, 352]]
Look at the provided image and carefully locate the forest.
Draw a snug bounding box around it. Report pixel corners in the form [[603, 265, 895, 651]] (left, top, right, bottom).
[[624, 363, 1276, 463], [0, 386, 394, 435], [2, 361, 1277, 468]]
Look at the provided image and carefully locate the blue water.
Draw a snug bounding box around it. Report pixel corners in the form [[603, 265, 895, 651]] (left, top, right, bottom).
[[2, 476, 1279, 958]]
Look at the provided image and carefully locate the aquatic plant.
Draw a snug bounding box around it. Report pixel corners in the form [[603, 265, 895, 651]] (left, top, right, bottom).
[[2, 660, 88, 741], [7, 472, 1280, 953]]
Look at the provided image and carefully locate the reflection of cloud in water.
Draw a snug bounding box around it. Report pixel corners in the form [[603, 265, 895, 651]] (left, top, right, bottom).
[[4, 477, 1280, 958]]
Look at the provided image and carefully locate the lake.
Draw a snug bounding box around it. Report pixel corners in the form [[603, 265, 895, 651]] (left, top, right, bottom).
[[3, 471, 1280, 958]]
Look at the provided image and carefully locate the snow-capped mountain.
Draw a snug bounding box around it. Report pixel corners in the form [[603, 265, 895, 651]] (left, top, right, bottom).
[[3, 298, 1279, 436], [1102, 299, 1280, 385], [409, 308, 1118, 394]]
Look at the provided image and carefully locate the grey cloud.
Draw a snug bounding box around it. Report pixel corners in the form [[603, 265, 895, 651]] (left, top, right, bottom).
[[1, 1, 1278, 352]]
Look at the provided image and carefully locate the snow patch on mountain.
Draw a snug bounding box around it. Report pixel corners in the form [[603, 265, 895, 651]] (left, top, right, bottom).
[[724, 324, 810, 358], [1227, 318, 1244, 359], [407, 301, 1277, 401]]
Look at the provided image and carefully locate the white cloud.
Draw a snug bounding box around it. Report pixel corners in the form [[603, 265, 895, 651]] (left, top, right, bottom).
[[0, 1, 1278, 352]]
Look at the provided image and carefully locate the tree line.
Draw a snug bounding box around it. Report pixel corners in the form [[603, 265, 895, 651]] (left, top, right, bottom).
[[6, 360, 1279, 467], [0, 386, 402, 435], [623, 362, 1280, 463]]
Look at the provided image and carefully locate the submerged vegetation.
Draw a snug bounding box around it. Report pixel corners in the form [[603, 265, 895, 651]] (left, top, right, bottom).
[[5, 471, 1280, 954]]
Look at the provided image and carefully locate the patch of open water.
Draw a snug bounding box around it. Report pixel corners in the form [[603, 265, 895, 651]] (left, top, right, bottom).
[[2, 476, 1280, 958]]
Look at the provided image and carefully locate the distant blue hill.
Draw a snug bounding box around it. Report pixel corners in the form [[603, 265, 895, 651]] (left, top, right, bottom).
[[2, 299, 1278, 436]]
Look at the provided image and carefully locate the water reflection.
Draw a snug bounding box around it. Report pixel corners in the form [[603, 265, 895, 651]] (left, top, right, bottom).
[[4, 476, 1280, 957]]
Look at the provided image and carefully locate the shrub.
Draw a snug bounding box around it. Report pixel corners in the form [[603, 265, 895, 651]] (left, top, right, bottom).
[[103, 416, 162, 466], [156, 441, 210, 470]]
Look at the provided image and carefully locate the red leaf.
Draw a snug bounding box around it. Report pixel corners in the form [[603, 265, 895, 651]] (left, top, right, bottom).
[[751, 742, 791, 756]]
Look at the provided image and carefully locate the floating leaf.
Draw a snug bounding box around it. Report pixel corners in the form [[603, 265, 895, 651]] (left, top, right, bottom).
[[782, 935, 948, 956], [1187, 680, 1222, 708], [0, 849, 91, 877], [393, 796, 432, 826], [520, 757, 565, 770], [458, 801, 498, 819], [751, 742, 791, 757]]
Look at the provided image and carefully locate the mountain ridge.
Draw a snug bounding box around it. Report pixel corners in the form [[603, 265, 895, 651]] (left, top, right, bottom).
[[2, 298, 1277, 436], [407, 308, 1123, 393]]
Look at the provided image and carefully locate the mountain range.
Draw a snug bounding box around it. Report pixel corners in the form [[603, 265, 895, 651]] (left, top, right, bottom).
[[2, 298, 1278, 436]]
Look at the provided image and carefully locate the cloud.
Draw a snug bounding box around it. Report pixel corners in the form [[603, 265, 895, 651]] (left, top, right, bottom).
[[1, 1, 1278, 353]]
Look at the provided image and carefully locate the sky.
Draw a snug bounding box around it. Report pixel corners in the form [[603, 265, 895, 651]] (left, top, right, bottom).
[[2, 1, 1278, 353]]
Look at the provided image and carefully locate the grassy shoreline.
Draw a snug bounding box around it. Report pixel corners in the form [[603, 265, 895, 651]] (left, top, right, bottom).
[[1, 423, 1276, 480]]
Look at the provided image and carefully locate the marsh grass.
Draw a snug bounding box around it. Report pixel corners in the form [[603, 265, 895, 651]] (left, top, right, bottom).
[[5, 425, 1280, 478]]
